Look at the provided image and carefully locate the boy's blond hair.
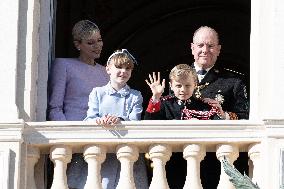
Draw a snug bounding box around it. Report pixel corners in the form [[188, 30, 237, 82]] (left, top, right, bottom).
[[169, 64, 198, 84]]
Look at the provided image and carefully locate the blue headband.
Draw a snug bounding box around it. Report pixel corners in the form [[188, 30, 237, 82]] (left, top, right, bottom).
[[107, 49, 138, 65]]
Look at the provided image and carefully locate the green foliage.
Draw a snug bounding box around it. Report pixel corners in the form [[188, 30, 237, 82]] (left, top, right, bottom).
[[222, 157, 260, 189]]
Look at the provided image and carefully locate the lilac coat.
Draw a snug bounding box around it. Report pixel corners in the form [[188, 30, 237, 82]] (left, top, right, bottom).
[[48, 58, 109, 121]]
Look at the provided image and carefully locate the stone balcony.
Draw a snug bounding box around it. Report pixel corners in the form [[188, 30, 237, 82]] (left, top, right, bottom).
[[1, 120, 284, 189]]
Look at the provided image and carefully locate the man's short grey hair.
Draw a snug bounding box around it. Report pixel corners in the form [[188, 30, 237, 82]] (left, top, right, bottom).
[[193, 26, 219, 44]]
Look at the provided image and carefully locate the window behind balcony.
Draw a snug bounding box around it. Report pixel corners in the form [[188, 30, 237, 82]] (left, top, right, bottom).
[[53, 0, 250, 114]]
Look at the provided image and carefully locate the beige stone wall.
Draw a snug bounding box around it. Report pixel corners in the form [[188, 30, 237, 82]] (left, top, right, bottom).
[[250, 0, 284, 120], [0, 123, 24, 189]]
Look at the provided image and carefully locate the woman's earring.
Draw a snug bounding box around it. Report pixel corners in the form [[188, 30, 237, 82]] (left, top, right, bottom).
[[77, 48, 80, 51]]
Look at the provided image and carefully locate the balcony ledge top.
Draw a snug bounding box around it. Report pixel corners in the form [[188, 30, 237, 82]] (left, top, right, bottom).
[[27, 120, 263, 127]]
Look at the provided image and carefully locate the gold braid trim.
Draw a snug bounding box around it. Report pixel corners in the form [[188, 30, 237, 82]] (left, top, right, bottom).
[[227, 112, 238, 120], [195, 82, 210, 99]]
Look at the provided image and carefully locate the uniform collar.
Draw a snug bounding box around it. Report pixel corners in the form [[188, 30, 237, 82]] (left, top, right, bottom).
[[193, 62, 213, 73], [106, 82, 130, 97], [175, 96, 191, 106], [196, 65, 220, 85]]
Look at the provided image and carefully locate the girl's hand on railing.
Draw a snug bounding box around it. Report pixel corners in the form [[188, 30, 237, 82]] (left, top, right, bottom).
[[95, 114, 120, 128]]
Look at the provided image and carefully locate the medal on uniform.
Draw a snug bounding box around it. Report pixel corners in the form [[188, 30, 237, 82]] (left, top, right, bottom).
[[215, 90, 224, 104], [195, 82, 209, 99]]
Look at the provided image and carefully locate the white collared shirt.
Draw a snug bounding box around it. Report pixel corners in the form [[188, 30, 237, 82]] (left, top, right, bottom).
[[194, 62, 212, 82]]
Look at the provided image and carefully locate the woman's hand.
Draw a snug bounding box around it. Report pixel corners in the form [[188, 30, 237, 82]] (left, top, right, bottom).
[[96, 114, 120, 128], [202, 98, 226, 119], [145, 72, 165, 100]]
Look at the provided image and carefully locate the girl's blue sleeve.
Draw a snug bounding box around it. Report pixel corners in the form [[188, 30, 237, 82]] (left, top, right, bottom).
[[128, 91, 143, 121]]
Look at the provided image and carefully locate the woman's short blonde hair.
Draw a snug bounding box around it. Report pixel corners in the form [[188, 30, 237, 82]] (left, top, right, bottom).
[[72, 20, 100, 42], [169, 64, 198, 84]]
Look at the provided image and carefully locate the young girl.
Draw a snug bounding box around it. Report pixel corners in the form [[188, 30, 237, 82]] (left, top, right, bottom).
[[85, 49, 143, 124], [85, 49, 147, 189], [144, 64, 226, 120]]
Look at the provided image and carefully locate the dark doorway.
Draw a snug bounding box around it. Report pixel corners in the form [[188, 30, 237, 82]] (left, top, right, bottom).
[[55, 0, 250, 109]]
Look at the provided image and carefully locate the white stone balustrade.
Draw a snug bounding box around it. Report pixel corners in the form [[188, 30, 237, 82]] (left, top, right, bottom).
[[23, 120, 272, 189], [248, 143, 261, 186], [216, 144, 239, 189], [83, 145, 106, 189], [50, 145, 72, 189], [183, 144, 206, 189], [116, 144, 139, 189], [26, 146, 40, 189], [149, 144, 172, 189]]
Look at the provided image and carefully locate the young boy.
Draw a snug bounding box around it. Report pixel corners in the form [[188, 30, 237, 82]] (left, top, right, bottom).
[[144, 64, 226, 120], [144, 64, 226, 189]]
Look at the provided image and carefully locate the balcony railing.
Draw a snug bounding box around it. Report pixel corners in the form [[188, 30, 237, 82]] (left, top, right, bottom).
[[22, 120, 281, 189]]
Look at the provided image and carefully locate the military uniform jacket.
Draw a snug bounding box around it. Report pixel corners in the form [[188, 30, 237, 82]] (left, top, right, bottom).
[[144, 96, 221, 120], [193, 65, 249, 119]]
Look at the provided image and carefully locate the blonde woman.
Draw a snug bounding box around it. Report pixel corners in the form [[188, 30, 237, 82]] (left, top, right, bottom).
[[48, 20, 109, 189], [48, 20, 109, 121]]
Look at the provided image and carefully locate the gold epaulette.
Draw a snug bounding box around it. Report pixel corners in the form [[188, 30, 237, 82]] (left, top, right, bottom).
[[223, 68, 245, 76]]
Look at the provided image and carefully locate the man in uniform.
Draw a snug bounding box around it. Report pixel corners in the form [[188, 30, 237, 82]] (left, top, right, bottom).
[[189, 26, 250, 189], [191, 26, 249, 120]]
